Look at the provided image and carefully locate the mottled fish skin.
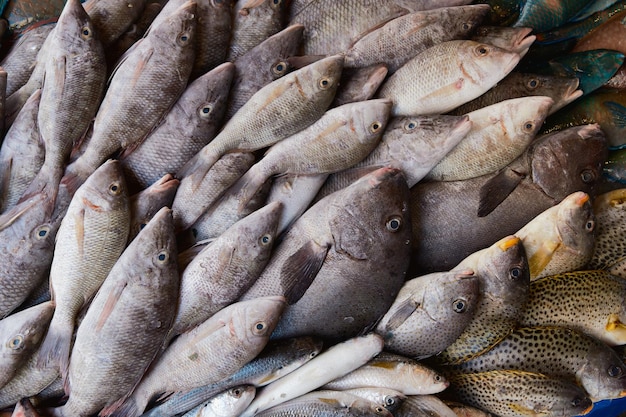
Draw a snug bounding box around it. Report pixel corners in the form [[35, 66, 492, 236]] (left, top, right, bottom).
[[240, 333, 384, 417], [120, 62, 235, 191], [519, 269, 626, 346], [322, 352, 449, 396], [180, 385, 256, 417], [0, 22, 55, 97], [0, 301, 54, 389], [444, 370, 593, 417], [171, 202, 282, 336], [444, 401, 494, 417], [449, 71, 582, 116], [393, 395, 457, 417], [435, 236, 530, 365], [471, 26, 535, 58], [513, 0, 594, 33], [409, 123, 608, 274], [142, 337, 323, 417], [451, 325, 626, 402], [244, 167, 412, 342], [55, 207, 178, 417], [0, 89, 44, 213], [128, 174, 179, 243], [331, 65, 388, 107], [377, 40, 520, 116], [64, 1, 197, 190], [37, 160, 130, 378], [375, 270, 480, 360], [83, 0, 147, 47], [515, 191, 596, 280], [228, 0, 289, 61], [116, 297, 286, 417], [343, 5, 490, 73], [589, 188, 626, 277], [176, 54, 343, 199], [573, 9, 626, 55], [225, 24, 304, 121], [427, 96, 553, 182]]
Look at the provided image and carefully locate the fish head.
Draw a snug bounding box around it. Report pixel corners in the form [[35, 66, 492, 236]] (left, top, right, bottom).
[[298, 54, 344, 103], [510, 73, 581, 115], [507, 96, 554, 139], [555, 191, 596, 256], [425, 269, 480, 326], [230, 296, 286, 345], [580, 343, 626, 401], [348, 99, 392, 145], [452, 5, 492, 38], [473, 26, 535, 57], [330, 167, 411, 261], [54, 0, 100, 49], [232, 201, 283, 262], [132, 207, 178, 283], [457, 41, 520, 86], [153, 1, 197, 51], [81, 159, 129, 214], [0, 301, 54, 355], [530, 124, 608, 202], [206, 385, 256, 416], [185, 62, 235, 126], [130, 174, 179, 235]]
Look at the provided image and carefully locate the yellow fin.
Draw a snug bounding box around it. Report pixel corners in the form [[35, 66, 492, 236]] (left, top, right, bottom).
[[527, 240, 560, 279]]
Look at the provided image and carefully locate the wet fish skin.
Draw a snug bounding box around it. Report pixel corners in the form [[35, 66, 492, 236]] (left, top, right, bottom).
[[331, 65, 388, 107], [117, 297, 286, 417], [37, 159, 130, 378], [128, 174, 179, 243], [444, 370, 593, 417], [519, 270, 626, 346], [56, 207, 179, 417], [451, 325, 626, 402], [171, 201, 282, 336], [573, 9, 626, 55], [375, 270, 480, 360], [426, 96, 554, 182], [513, 0, 594, 33], [64, 0, 197, 189], [588, 188, 626, 277], [181, 385, 256, 417], [471, 26, 535, 57], [449, 71, 582, 116], [0, 301, 54, 389], [83, 0, 147, 47], [120, 62, 235, 191], [377, 40, 521, 116], [225, 24, 304, 121], [343, 5, 491, 73], [393, 395, 457, 417], [340, 387, 405, 413]]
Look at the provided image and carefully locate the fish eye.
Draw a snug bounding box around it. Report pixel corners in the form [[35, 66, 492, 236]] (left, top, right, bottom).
[[36, 225, 51, 240], [384, 396, 395, 406], [452, 298, 467, 313], [178, 32, 191, 45], [527, 79, 539, 89], [318, 77, 332, 90], [461, 22, 470, 31], [156, 251, 169, 264], [309, 351, 317, 358], [580, 169, 595, 183], [374, 406, 385, 414], [81, 26, 92, 39], [475, 45, 489, 56], [369, 121, 383, 133], [260, 234, 272, 245], [404, 120, 417, 131], [434, 374, 443, 382], [585, 220, 595, 232], [8, 335, 24, 350], [198, 104, 212, 117], [109, 182, 121, 195], [509, 266, 523, 280], [271, 0, 282, 7], [385, 216, 402, 232], [254, 321, 267, 334], [232, 387, 243, 396], [608, 365, 623, 378], [572, 397, 584, 407], [523, 121, 534, 132], [272, 61, 288, 76]]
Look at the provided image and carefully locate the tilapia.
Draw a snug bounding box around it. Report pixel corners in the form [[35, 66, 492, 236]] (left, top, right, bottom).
[[588, 188, 626, 277], [37, 159, 130, 377], [375, 270, 480, 360], [519, 269, 626, 346], [377, 40, 520, 116]]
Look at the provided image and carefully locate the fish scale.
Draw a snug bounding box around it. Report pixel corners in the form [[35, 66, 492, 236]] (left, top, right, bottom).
[[588, 188, 626, 277]]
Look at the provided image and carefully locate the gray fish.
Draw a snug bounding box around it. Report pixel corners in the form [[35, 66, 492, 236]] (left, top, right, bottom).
[[393, 395, 457, 417], [340, 388, 405, 413], [451, 325, 626, 402], [128, 174, 179, 243], [409, 123, 607, 274], [120, 62, 235, 191], [331, 65, 388, 107], [10, 397, 42, 417], [83, 0, 147, 47], [181, 386, 256, 417], [0, 301, 54, 389], [243, 167, 412, 342], [375, 270, 480, 360], [471, 26, 536, 57], [588, 188, 626, 278]]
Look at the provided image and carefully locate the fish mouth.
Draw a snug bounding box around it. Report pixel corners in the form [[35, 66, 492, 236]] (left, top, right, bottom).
[[549, 77, 583, 114], [516, 34, 536, 58]]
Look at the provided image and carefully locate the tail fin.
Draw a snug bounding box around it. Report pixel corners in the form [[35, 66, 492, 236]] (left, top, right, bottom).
[[102, 395, 140, 417], [36, 317, 73, 384]]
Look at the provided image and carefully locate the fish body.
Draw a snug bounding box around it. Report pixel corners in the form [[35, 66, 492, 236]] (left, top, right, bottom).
[[332, 65, 388, 107], [128, 174, 179, 243], [181, 386, 256, 417], [514, 0, 595, 32], [589, 188, 626, 277], [377, 40, 520, 116], [393, 395, 457, 417], [375, 270, 480, 360], [573, 9, 626, 54], [83, 0, 147, 47]]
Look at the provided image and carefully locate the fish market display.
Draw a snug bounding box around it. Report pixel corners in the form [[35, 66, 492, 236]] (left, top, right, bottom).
[[0, 0, 625, 416]]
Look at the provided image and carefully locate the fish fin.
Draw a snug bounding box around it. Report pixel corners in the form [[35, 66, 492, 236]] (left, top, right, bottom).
[[527, 240, 560, 279], [107, 37, 144, 85], [604, 101, 626, 129], [381, 298, 419, 334], [105, 395, 139, 417], [477, 168, 524, 217], [507, 403, 542, 416], [234, 169, 268, 214], [0, 156, 12, 199], [241, 0, 265, 9], [95, 281, 128, 332], [36, 317, 74, 383], [606, 313, 626, 343], [0, 194, 44, 231], [176, 151, 219, 192], [282, 240, 329, 304], [75, 208, 85, 258]]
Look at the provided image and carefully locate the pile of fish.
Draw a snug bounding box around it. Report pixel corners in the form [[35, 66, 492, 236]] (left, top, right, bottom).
[[0, 0, 626, 416]]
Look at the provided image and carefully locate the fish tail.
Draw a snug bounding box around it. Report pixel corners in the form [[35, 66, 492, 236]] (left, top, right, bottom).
[[105, 395, 141, 417], [36, 317, 73, 382], [176, 150, 219, 192], [233, 167, 266, 214], [16, 163, 62, 209], [61, 160, 91, 196]]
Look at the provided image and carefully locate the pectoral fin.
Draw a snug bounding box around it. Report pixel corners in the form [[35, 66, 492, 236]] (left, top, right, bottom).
[[528, 240, 560, 279], [381, 298, 418, 334], [95, 281, 128, 331], [282, 240, 329, 304], [478, 168, 524, 217]]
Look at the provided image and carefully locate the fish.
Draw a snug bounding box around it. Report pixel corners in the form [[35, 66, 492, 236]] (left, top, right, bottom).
[[115, 296, 286, 417], [408, 123, 607, 274], [513, 0, 595, 33], [120, 62, 235, 191], [0, 302, 54, 389], [377, 40, 521, 116], [10, 398, 41, 417], [83, 0, 147, 47], [37, 159, 130, 377], [340, 387, 405, 413], [515, 191, 596, 280], [435, 235, 530, 365], [171, 202, 282, 336], [342, 5, 491, 73], [375, 269, 480, 360], [448, 71, 582, 116], [603, 150, 626, 184], [331, 65, 388, 107], [606, 63, 626, 90], [444, 401, 494, 417], [451, 325, 626, 402], [470, 26, 535, 57], [322, 352, 449, 395], [573, 9, 626, 54], [128, 174, 179, 243], [55, 207, 178, 417], [228, 0, 289, 61], [444, 370, 593, 417], [519, 270, 626, 346], [393, 395, 457, 417], [180, 386, 256, 417], [142, 336, 323, 417], [425, 96, 554, 182], [239, 333, 384, 417], [64, 0, 197, 191], [588, 188, 626, 277], [244, 167, 412, 342]]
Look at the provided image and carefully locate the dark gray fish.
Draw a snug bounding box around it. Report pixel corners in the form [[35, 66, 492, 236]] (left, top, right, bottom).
[[128, 174, 179, 242], [83, 0, 147, 46], [331, 65, 388, 107]]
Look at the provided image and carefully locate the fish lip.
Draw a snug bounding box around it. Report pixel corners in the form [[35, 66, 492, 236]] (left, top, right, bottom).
[[515, 34, 536, 58], [450, 115, 472, 138]]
